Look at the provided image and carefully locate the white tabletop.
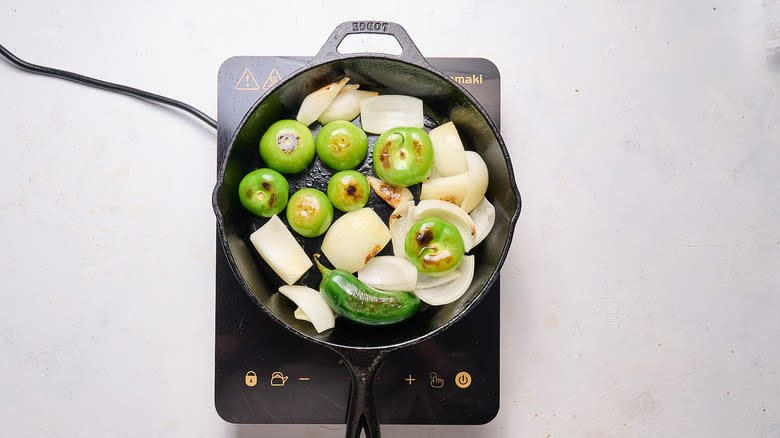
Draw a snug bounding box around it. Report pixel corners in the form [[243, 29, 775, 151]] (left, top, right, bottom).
[[1, 2, 778, 437]]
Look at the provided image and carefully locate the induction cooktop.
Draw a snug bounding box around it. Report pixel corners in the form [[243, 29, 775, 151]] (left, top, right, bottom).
[[215, 56, 501, 425]]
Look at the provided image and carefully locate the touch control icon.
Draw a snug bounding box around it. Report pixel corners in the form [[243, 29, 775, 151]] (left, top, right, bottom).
[[429, 372, 445, 389], [270, 371, 288, 387], [455, 371, 472, 389], [245, 371, 257, 387]]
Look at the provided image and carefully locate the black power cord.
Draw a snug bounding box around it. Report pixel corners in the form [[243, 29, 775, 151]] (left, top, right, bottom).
[[0, 43, 217, 130]]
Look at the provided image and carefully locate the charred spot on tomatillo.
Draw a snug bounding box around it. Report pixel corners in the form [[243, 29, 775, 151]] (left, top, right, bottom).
[[327, 170, 369, 212], [404, 217, 465, 276], [259, 120, 315, 174], [372, 127, 434, 187]]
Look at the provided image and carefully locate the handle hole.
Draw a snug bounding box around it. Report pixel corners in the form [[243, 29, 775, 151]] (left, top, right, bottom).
[[337, 34, 402, 56]]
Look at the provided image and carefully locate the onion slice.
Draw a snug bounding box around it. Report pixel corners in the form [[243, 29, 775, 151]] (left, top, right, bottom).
[[296, 77, 350, 126], [460, 151, 490, 213], [279, 285, 335, 333], [420, 172, 469, 206], [416, 269, 463, 289], [469, 197, 495, 248], [319, 86, 378, 124], [428, 122, 468, 177], [414, 199, 477, 252], [359, 95, 423, 134], [388, 200, 415, 257], [367, 176, 414, 208], [321, 208, 391, 273], [414, 255, 475, 306], [357, 256, 417, 291], [249, 215, 312, 285]]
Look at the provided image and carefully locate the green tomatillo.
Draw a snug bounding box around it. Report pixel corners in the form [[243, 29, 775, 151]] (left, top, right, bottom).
[[259, 119, 315, 174], [327, 170, 370, 212], [315, 121, 368, 170], [238, 168, 289, 217], [404, 217, 465, 276], [286, 188, 334, 237], [372, 127, 434, 187]]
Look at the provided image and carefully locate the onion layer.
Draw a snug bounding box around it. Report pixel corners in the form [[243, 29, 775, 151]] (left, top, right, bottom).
[[357, 256, 418, 291], [296, 77, 350, 126], [359, 95, 423, 134], [367, 176, 413, 209], [388, 200, 416, 257], [469, 197, 495, 248], [428, 122, 468, 177], [318, 86, 378, 124], [279, 285, 336, 333], [460, 151, 489, 213], [420, 172, 469, 206], [414, 255, 475, 306]]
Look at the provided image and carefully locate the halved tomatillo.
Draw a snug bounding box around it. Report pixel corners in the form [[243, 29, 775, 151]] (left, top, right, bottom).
[[404, 217, 465, 276], [238, 168, 289, 217]]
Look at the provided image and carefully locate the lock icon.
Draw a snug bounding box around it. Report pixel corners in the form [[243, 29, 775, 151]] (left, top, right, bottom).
[[245, 371, 257, 387], [270, 371, 288, 387]]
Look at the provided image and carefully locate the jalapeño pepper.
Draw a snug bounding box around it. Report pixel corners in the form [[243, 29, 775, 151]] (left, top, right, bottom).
[[314, 255, 420, 326]]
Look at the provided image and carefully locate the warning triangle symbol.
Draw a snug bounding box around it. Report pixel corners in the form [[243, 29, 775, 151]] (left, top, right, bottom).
[[235, 68, 260, 91], [262, 68, 282, 91]]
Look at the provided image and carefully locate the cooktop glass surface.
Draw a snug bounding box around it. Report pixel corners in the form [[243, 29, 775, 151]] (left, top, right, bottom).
[[215, 56, 501, 425]]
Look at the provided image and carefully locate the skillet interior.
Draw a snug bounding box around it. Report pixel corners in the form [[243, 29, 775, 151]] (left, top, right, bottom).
[[215, 56, 519, 349]]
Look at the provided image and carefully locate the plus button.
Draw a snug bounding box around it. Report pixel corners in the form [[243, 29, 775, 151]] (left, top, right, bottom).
[[404, 374, 416, 385]]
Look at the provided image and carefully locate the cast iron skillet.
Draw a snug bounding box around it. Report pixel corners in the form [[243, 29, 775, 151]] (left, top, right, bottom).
[[213, 22, 521, 437]]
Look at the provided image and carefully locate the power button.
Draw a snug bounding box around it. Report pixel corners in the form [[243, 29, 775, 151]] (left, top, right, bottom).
[[455, 371, 472, 389]]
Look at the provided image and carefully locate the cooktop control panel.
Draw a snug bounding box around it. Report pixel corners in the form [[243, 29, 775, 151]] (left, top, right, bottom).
[[215, 56, 501, 425]]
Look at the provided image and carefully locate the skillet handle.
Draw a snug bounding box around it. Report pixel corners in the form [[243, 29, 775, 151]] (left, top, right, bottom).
[[311, 21, 431, 68], [333, 348, 393, 438]]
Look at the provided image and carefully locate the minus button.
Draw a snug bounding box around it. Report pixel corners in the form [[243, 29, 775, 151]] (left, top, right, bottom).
[[298, 377, 311, 381]]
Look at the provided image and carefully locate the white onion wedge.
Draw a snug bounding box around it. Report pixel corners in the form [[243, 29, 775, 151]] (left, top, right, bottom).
[[460, 151, 490, 213], [357, 256, 418, 291], [294, 307, 310, 322], [416, 269, 463, 289], [318, 87, 378, 124], [296, 77, 350, 126], [414, 199, 477, 252], [414, 255, 475, 306], [428, 122, 468, 177], [388, 200, 415, 257], [249, 215, 312, 285], [359, 95, 423, 134], [367, 176, 413, 208], [279, 285, 335, 333], [321, 208, 391, 273], [420, 172, 469, 206], [470, 197, 495, 247]]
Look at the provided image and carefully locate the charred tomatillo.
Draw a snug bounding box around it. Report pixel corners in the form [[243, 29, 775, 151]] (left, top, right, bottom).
[[372, 127, 434, 187], [316, 121, 368, 170], [238, 168, 289, 217], [259, 120, 315, 174], [286, 188, 334, 237], [404, 217, 465, 276], [327, 170, 369, 212]]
